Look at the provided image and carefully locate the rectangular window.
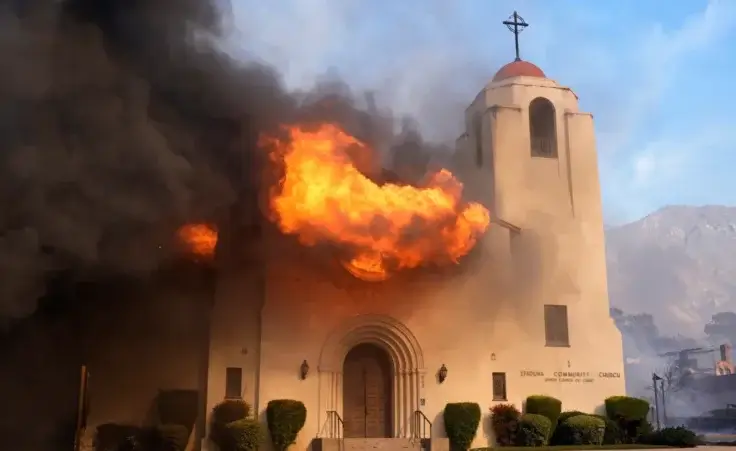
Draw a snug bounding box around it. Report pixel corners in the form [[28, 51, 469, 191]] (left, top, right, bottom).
[[544, 304, 570, 347], [492, 372, 507, 401], [225, 367, 242, 399]]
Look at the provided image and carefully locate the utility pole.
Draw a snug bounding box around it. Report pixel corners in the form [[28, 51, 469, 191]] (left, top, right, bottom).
[[74, 365, 90, 451], [660, 378, 668, 427], [652, 373, 662, 430]]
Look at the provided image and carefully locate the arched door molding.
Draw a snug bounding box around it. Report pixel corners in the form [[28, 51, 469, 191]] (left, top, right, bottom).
[[317, 314, 425, 438]]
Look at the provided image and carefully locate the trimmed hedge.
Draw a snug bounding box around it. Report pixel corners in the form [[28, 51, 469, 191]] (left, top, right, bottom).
[[592, 414, 623, 445], [444, 402, 482, 450], [490, 403, 521, 446], [640, 426, 699, 447], [267, 399, 307, 451], [516, 413, 551, 447], [525, 396, 562, 436], [604, 396, 650, 443], [604, 396, 649, 421], [209, 400, 251, 451], [550, 412, 585, 445], [212, 399, 251, 425], [557, 415, 605, 445], [223, 418, 264, 451], [557, 411, 585, 424]]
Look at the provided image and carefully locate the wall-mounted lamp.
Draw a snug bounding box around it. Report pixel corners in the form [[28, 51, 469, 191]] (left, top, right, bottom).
[[300, 360, 310, 380], [491, 353, 496, 361], [438, 364, 448, 384]]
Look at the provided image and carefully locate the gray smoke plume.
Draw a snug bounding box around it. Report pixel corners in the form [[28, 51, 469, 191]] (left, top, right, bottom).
[[0, 0, 443, 323]]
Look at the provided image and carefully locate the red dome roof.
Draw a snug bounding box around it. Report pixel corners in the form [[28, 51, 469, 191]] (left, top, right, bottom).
[[492, 60, 546, 82]]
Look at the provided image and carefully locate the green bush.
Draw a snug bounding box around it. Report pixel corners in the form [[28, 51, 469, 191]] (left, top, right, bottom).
[[592, 414, 623, 445], [209, 400, 251, 451], [266, 399, 307, 451], [490, 403, 520, 446], [604, 396, 649, 421], [557, 411, 585, 424], [223, 419, 264, 451], [549, 411, 584, 445], [640, 426, 699, 447], [212, 399, 251, 425], [557, 415, 605, 445], [525, 395, 561, 436], [444, 402, 482, 450], [516, 413, 551, 447], [604, 396, 650, 443]]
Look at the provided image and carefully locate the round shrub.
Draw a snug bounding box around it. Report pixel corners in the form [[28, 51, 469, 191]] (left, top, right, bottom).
[[604, 396, 649, 421], [592, 414, 622, 445], [560, 415, 605, 445], [209, 400, 251, 450], [443, 402, 482, 450], [557, 411, 585, 423], [550, 411, 585, 445], [516, 413, 551, 447], [525, 395, 561, 435], [640, 426, 699, 447], [490, 403, 520, 446], [223, 418, 264, 451], [604, 396, 650, 443], [267, 399, 307, 451], [212, 400, 251, 425]]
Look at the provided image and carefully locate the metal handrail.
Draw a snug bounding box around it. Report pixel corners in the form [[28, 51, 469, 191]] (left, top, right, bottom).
[[413, 410, 432, 439], [326, 410, 344, 438]]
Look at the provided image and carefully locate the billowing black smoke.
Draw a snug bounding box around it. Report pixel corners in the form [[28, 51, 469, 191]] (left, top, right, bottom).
[[0, 0, 437, 323]]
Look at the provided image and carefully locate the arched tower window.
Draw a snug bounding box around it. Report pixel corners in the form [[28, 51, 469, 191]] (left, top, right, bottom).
[[529, 97, 557, 158]]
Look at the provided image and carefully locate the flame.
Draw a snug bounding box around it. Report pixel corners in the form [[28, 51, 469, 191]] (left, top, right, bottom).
[[263, 124, 490, 281], [177, 223, 218, 258]]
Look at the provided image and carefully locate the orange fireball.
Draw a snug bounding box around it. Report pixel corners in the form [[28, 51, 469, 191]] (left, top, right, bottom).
[[263, 124, 490, 281], [177, 224, 218, 258]]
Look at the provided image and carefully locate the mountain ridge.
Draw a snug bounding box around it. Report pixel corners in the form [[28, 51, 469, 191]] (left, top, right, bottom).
[[606, 204, 736, 338]]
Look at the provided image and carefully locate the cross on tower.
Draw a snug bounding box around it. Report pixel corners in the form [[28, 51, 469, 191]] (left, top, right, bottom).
[[502, 11, 529, 61]]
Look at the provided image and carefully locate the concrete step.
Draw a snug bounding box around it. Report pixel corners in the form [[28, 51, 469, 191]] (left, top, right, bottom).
[[314, 437, 448, 451], [343, 438, 419, 451]]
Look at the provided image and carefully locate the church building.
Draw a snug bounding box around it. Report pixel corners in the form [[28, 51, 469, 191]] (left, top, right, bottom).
[[201, 15, 626, 451]]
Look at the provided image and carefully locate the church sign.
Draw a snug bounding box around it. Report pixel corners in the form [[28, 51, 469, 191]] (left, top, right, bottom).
[[519, 370, 621, 383]]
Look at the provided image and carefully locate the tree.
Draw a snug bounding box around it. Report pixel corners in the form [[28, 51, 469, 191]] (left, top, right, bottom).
[[646, 360, 684, 414]]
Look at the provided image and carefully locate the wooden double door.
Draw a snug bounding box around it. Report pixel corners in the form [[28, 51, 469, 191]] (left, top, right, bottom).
[[342, 343, 393, 438]]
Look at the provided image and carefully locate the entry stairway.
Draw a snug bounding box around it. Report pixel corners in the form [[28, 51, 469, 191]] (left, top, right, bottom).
[[313, 411, 449, 451]]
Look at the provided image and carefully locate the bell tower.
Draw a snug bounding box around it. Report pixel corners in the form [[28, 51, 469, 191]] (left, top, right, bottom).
[[455, 11, 615, 321]]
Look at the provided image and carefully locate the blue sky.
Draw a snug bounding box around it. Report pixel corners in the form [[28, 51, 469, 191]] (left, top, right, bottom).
[[225, 0, 736, 224]]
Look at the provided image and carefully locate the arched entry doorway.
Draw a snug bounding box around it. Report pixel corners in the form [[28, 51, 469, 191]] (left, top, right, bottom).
[[342, 344, 392, 438], [317, 314, 425, 438]]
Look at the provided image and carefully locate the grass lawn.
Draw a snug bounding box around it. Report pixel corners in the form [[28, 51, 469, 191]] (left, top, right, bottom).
[[470, 446, 675, 451]]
